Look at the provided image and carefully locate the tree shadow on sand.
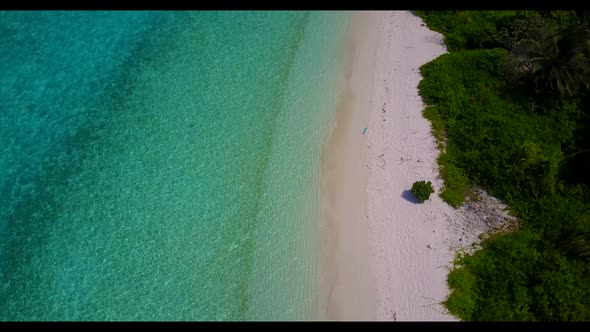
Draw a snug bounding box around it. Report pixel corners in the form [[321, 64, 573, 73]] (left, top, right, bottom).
[[402, 189, 421, 204]]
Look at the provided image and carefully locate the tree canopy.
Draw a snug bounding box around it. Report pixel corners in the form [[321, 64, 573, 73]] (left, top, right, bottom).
[[417, 10, 590, 321]]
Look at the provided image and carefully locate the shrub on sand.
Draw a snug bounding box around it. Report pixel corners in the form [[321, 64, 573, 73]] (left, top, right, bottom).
[[412, 180, 435, 203]]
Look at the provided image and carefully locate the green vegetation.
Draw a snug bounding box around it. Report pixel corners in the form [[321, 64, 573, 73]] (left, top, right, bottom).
[[411, 180, 435, 203], [416, 10, 590, 321]]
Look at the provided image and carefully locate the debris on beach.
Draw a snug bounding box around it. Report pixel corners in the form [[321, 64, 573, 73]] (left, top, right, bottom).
[[446, 188, 518, 256]]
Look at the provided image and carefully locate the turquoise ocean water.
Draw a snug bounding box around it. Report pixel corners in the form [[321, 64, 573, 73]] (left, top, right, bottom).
[[0, 11, 350, 320]]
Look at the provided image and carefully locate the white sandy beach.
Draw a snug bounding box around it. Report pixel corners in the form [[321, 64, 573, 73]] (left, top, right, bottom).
[[362, 11, 456, 321], [320, 11, 488, 321]]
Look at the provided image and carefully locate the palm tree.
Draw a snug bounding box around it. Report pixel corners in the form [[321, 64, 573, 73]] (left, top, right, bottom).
[[553, 220, 590, 261], [525, 22, 590, 97]]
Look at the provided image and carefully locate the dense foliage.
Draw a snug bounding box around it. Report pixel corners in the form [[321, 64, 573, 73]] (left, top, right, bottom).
[[411, 180, 435, 203], [416, 10, 590, 321]]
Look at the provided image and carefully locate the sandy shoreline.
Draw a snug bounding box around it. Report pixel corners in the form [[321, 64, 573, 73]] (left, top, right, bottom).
[[320, 11, 470, 321], [319, 11, 382, 320]]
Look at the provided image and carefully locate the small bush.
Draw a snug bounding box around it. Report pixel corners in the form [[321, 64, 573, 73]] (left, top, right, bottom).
[[411, 180, 435, 203], [444, 267, 478, 321]]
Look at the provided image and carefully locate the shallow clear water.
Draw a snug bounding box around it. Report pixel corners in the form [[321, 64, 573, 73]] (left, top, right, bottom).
[[0, 11, 350, 320]]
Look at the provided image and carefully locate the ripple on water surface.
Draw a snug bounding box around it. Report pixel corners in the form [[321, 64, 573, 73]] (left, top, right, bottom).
[[0, 11, 350, 320]]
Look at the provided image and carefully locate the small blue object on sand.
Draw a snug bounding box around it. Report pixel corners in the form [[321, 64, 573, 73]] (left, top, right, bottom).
[[363, 127, 368, 135]]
